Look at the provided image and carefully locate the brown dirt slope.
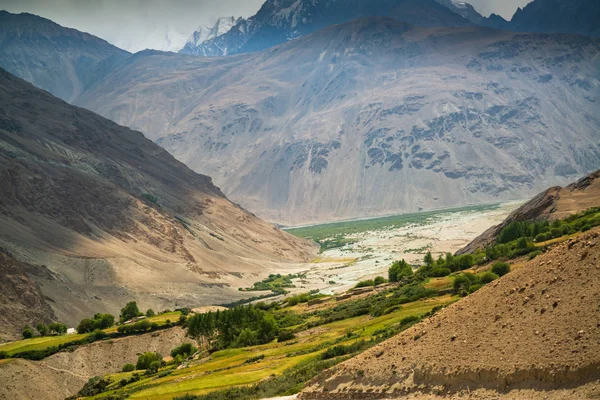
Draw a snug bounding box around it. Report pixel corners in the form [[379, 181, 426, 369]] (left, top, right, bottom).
[[0, 68, 317, 336], [0, 327, 186, 400], [301, 228, 600, 399], [0, 249, 56, 341], [458, 170, 600, 254]]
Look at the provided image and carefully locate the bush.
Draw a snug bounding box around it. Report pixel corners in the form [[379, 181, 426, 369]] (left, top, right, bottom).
[[122, 363, 135, 372], [453, 274, 476, 295], [136, 352, 162, 370], [354, 280, 374, 288], [373, 276, 387, 286], [88, 329, 108, 341], [430, 267, 451, 277], [22, 325, 34, 339], [146, 309, 155, 317], [491, 262, 510, 277], [399, 315, 420, 326], [528, 250, 543, 260], [388, 260, 413, 282], [276, 331, 296, 342], [477, 272, 499, 284], [170, 343, 197, 358], [77, 376, 110, 397]]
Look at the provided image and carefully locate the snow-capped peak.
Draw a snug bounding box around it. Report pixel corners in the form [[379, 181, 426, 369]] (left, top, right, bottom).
[[186, 16, 242, 47]]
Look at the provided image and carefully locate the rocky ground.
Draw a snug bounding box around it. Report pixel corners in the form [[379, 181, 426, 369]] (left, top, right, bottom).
[[300, 228, 600, 399]]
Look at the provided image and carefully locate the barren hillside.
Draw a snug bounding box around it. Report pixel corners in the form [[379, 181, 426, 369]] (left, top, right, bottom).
[[77, 19, 600, 225], [0, 68, 316, 338], [301, 229, 600, 399], [458, 169, 600, 254]]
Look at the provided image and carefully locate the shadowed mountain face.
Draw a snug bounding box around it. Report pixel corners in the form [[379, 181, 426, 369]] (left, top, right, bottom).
[[78, 18, 600, 225], [510, 0, 600, 38], [0, 68, 316, 334], [0, 11, 130, 102], [180, 0, 472, 56]]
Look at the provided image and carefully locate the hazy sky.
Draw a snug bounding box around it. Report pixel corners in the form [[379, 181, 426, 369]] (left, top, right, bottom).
[[0, 0, 533, 52]]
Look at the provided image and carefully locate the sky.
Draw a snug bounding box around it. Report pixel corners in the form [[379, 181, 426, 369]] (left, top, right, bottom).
[[0, 0, 533, 53]]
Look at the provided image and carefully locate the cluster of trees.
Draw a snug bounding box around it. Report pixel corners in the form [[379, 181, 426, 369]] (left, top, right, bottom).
[[117, 319, 159, 334], [77, 314, 115, 334], [355, 276, 387, 288], [452, 262, 510, 296], [22, 322, 68, 339], [120, 301, 144, 322], [187, 305, 279, 350], [388, 260, 413, 282]]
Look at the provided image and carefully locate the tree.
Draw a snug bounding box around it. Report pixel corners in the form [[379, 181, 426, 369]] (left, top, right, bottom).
[[170, 343, 197, 358], [146, 309, 155, 317], [77, 318, 95, 334], [258, 315, 278, 343], [423, 251, 434, 267], [36, 323, 48, 336], [22, 325, 34, 339], [478, 272, 499, 284], [388, 260, 413, 283], [491, 262, 510, 277], [120, 301, 141, 322], [48, 322, 68, 335], [146, 361, 161, 374], [136, 352, 162, 370]]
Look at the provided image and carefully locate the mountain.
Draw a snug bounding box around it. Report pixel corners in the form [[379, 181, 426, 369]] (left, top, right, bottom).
[[0, 68, 316, 337], [300, 228, 600, 399], [78, 18, 600, 225], [112, 25, 190, 53], [0, 11, 130, 102], [435, 0, 486, 25], [179, 0, 472, 57], [457, 170, 600, 254], [510, 0, 600, 38], [180, 17, 243, 56]]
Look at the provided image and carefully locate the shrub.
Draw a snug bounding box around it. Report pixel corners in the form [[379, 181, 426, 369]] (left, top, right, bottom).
[[430, 267, 451, 277], [77, 376, 110, 397], [399, 315, 421, 326], [146, 309, 155, 317], [22, 325, 34, 339], [453, 274, 476, 295], [170, 343, 197, 358], [122, 363, 135, 372], [276, 331, 296, 342], [354, 280, 374, 288], [88, 329, 108, 341], [491, 262, 510, 277], [477, 272, 499, 284], [528, 250, 543, 260], [136, 352, 162, 370], [0, 351, 7, 359], [373, 276, 387, 286], [388, 260, 413, 282]]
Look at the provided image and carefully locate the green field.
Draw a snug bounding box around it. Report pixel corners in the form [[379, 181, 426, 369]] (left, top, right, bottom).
[[285, 204, 500, 243], [0, 311, 182, 356], [80, 294, 456, 400]]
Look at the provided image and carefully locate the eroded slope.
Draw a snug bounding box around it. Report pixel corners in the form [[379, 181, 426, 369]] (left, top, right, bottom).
[[301, 229, 600, 399]]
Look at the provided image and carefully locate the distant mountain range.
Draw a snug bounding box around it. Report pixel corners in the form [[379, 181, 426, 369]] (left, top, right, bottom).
[[78, 18, 600, 224], [179, 0, 600, 57]]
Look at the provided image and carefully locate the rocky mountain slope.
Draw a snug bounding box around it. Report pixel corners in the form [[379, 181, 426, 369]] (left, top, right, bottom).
[[180, 17, 243, 56], [458, 169, 600, 254], [301, 228, 600, 399], [180, 0, 472, 57], [0, 11, 130, 102], [0, 250, 56, 341], [78, 18, 600, 225], [0, 68, 316, 335], [510, 0, 600, 38]]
